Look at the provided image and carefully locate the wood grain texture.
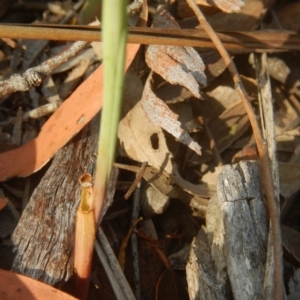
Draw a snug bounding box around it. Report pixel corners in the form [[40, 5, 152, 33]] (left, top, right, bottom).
[[186, 161, 269, 300], [11, 116, 99, 285]]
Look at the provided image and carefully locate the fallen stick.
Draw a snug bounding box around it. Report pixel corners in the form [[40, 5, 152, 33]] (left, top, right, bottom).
[[0, 24, 299, 51]]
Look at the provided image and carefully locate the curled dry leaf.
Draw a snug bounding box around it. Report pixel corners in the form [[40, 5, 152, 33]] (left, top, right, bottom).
[[142, 73, 202, 156]]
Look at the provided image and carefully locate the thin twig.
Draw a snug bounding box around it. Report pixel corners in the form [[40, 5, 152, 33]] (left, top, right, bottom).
[[113, 163, 141, 173], [0, 41, 89, 99], [130, 182, 142, 300], [124, 162, 147, 200], [185, 1, 284, 299]]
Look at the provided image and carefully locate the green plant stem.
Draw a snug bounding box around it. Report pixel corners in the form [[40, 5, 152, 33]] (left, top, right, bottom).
[[94, 0, 128, 223]]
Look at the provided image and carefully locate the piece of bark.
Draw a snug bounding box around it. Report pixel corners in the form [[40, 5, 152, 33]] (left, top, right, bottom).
[[186, 226, 231, 300], [11, 115, 99, 286], [186, 161, 269, 300]]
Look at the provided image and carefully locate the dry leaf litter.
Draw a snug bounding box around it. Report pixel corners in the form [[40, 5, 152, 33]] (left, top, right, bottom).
[[0, 0, 300, 299]]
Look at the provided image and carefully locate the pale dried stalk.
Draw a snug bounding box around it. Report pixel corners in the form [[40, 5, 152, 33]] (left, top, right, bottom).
[[185, 1, 284, 299], [74, 173, 96, 300]]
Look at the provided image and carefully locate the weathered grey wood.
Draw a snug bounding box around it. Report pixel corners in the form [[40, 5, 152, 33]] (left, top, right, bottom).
[[186, 161, 269, 300], [11, 115, 99, 285], [186, 225, 231, 300]]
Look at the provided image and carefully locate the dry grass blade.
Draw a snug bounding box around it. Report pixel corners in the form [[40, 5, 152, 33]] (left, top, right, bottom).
[[185, 0, 284, 299]]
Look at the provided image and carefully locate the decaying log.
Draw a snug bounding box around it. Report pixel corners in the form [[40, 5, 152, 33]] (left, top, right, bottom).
[[11, 115, 99, 285], [186, 161, 269, 300]]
